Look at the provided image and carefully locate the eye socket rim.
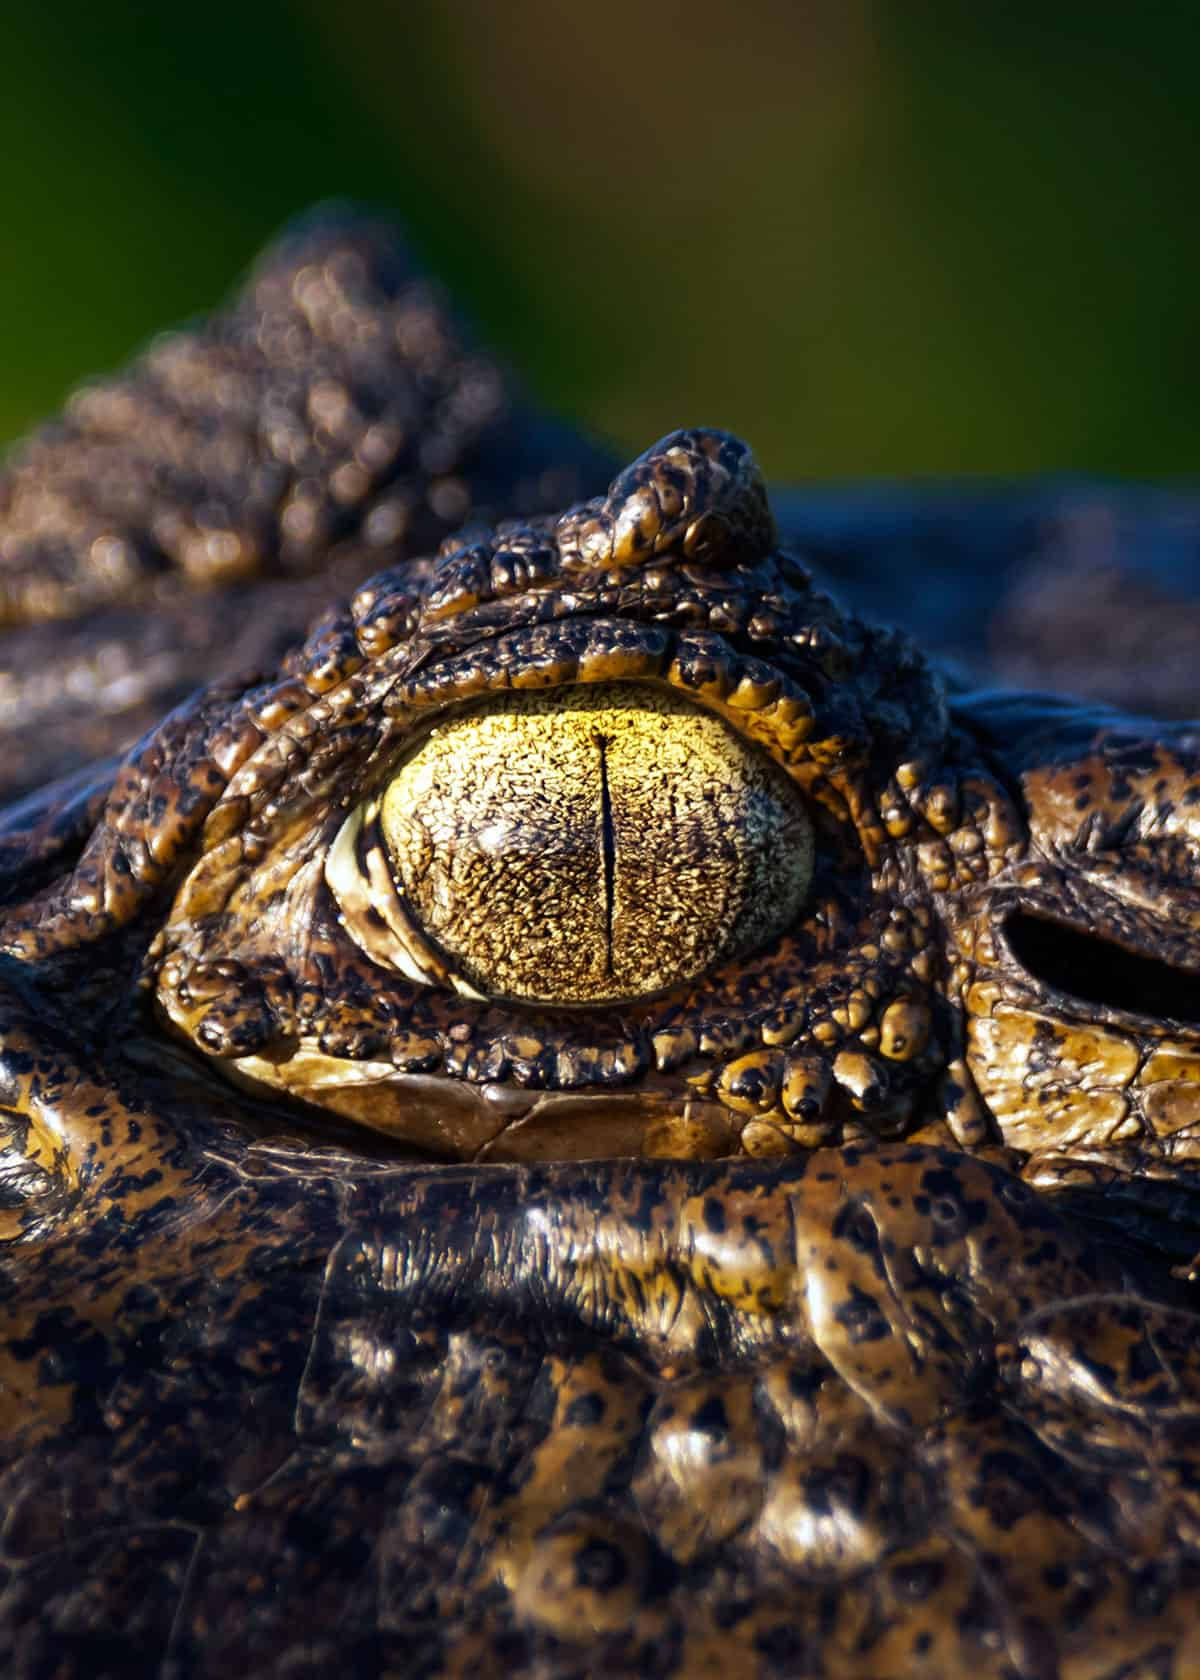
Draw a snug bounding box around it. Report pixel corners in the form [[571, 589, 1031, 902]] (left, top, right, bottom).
[[326, 679, 817, 1011]]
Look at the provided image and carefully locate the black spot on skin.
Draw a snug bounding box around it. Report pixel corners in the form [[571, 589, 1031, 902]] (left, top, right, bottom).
[[1064, 1580, 1103, 1624], [977, 1450, 1047, 1529], [573, 1539, 627, 1592], [1123, 1332, 1168, 1387], [787, 1364, 822, 1400], [695, 1196, 726, 1236], [890, 1558, 945, 1602], [693, 1326, 719, 1365], [832, 1201, 879, 1255], [833, 1285, 891, 1343], [1129, 1564, 1171, 1619], [918, 1168, 962, 1201], [755, 1624, 806, 1667], [1104, 740, 1159, 775], [490, 1631, 534, 1670], [957, 1583, 999, 1643], [120, 1283, 160, 1314], [691, 1394, 729, 1434], [564, 1391, 606, 1427]]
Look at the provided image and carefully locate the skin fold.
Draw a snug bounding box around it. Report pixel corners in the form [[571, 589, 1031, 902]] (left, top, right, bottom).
[[2, 216, 1200, 1679]]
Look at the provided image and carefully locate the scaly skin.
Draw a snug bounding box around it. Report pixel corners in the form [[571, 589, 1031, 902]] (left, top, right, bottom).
[[2, 220, 1200, 1678], [0, 211, 611, 806]]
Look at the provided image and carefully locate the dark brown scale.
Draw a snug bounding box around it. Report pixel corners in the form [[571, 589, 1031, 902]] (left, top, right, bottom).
[[4, 216, 1200, 1677]]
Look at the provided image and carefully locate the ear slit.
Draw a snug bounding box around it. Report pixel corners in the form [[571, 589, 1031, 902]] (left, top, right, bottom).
[[1003, 910, 1200, 1025]]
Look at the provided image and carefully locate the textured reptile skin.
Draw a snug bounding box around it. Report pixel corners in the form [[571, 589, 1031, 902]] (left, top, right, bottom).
[[2, 218, 1200, 1679]]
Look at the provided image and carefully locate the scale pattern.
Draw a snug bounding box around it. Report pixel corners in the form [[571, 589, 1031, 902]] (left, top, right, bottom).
[[2, 218, 1200, 1678]]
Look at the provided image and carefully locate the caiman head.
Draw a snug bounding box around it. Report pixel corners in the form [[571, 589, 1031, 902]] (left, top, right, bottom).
[[5, 422, 1200, 1674], [5, 427, 1200, 1202]]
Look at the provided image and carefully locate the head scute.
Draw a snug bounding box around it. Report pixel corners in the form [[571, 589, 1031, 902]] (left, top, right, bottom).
[[557, 428, 776, 576]]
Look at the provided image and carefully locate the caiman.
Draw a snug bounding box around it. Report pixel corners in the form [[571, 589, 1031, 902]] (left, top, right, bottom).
[[3, 214, 1200, 1680]]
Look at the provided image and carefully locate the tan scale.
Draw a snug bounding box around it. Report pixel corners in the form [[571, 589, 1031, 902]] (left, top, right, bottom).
[[966, 988, 1144, 1154]]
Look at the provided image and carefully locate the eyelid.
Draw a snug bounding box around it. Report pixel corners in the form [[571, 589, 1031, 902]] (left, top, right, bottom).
[[325, 797, 487, 1000]]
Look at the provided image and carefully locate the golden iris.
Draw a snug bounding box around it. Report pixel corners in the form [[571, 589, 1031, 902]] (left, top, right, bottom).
[[379, 683, 814, 1004]]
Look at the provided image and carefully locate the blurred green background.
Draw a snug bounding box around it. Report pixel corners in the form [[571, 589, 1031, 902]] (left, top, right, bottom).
[[4, 2, 1199, 478]]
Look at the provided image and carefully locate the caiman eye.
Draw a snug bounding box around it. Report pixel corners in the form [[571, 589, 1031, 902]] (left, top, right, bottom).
[[327, 682, 814, 1005]]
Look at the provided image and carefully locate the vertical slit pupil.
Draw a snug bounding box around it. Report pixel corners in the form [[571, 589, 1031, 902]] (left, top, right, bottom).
[[595, 732, 616, 978]]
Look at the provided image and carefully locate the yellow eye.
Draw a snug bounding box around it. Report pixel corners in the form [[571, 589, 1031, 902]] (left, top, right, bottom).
[[348, 682, 813, 1005]]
